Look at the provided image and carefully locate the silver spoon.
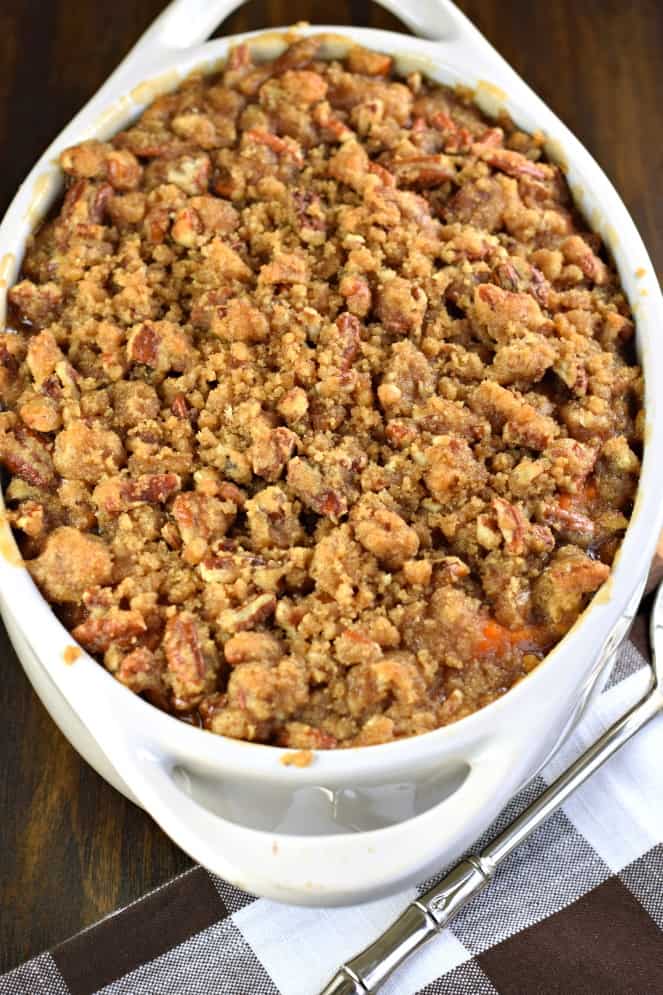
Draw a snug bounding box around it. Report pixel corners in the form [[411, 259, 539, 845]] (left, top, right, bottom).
[[320, 582, 663, 995]]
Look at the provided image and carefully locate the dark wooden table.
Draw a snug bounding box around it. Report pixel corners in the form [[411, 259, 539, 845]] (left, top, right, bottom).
[[1, 0, 662, 974]]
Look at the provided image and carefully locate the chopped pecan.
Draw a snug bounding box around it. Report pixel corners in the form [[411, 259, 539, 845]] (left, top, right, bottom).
[[114, 646, 164, 697], [203, 238, 252, 281], [368, 161, 396, 187], [287, 457, 348, 520], [218, 593, 277, 633], [246, 485, 303, 550], [389, 154, 455, 187], [245, 129, 304, 166], [538, 500, 596, 546], [164, 612, 217, 709], [251, 427, 298, 482], [347, 652, 426, 718], [493, 497, 554, 555], [73, 609, 147, 654], [473, 283, 545, 341], [199, 552, 243, 585], [60, 140, 143, 190], [434, 556, 470, 585], [544, 439, 597, 492], [473, 144, 552, 180], [224, 631, 282, 665], [470, 381, 559, 451], [0, 415, 56, 490], [172, 491, 236, 564], [170, 206, 203, 247], [217, 481, 246, 506], [335, 313, 362, 373], [126, 320, 193, 373], [61, 178, 113, 224], [293, 190, 327, 241], [8, 280, 63, 329], [224, 41, 253, 76], [312, 103, 354, 143], [171, 393, 189, 419], [0, 335, 24, 403], [561, 235, 609, 286], [93, 472, 181, 515], [475, 126, 504, 147]]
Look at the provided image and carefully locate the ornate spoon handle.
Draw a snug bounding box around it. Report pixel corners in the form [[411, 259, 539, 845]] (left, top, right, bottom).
[[319, 682, 663, 995]]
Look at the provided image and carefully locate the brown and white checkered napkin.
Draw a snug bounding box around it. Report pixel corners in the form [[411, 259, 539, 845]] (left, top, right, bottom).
[[2, 630, 662, 995]]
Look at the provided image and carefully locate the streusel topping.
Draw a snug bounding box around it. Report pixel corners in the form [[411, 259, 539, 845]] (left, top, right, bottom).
[[0, 38, 641, 748]]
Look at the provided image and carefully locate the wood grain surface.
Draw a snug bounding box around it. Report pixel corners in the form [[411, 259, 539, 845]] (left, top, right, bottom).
[[1, 0, 662, 973]]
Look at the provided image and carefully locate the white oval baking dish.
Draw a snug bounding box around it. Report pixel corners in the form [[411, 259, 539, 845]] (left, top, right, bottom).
[[1, 0, 662, 907]]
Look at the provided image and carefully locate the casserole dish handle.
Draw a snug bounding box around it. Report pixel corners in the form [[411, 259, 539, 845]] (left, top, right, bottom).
[[92, 0, 536, 107], [105, 0, 504, 63], [102, 731, 520, 904]]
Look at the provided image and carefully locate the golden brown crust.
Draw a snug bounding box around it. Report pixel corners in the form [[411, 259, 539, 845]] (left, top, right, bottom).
[[1, 40, 641, 747]]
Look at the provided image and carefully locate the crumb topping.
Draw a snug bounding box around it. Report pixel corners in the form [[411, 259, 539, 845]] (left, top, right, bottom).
[[0, 38, 642, 748]]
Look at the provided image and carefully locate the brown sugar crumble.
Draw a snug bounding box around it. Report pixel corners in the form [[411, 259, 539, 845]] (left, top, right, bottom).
[[63, 644, 82, 664], [0, 38, 642, 748], [280, 748, 314, 767]]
